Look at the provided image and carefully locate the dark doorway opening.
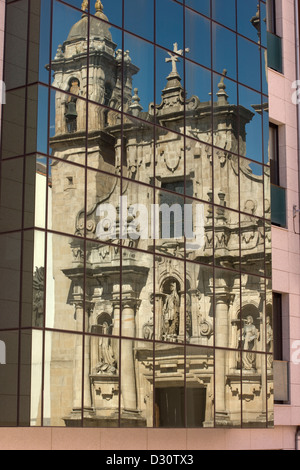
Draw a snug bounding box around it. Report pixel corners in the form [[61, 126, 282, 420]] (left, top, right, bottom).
[[155, 387, 206, 428]]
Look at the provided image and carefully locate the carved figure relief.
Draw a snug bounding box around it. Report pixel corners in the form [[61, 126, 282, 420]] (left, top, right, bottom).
[[162, 281, 180, 340]]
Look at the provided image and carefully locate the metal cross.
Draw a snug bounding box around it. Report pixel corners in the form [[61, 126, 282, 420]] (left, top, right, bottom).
[[166, 43, 190, 75]]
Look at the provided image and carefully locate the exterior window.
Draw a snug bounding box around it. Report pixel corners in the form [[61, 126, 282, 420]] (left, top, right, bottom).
[[266, 0, 276, 34], [272, 292, 283, 361], [270, 123, 286, 227], [266, 0, 283, 73], [269, 123, 279, 186]]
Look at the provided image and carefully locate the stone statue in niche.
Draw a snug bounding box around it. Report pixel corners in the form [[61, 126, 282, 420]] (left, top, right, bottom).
[[162, 282, 180, 340], [242, 315, 259, 370], [96, 322, 117, 375], [33, 267, 44, 328]]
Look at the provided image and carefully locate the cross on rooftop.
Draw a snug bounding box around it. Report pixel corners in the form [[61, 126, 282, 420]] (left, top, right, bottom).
[[166, 43, 190, 76]]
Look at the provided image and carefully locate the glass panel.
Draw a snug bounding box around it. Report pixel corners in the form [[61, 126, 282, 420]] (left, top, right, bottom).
[[212, 0, 236, 30], [22, 230, 45, 328], [186, 137, 212, 203], [240, 275, 265, 354], [213, 72, 238, 154], [23, 155, 47, 230], [121, 247, 154, 341], [43, 331, 83, 426], [122, 115, 155, 184], [28, 0, 50, 86], [155, 128, 185, 188], [212, 23, 237, 80], [124, 34, 155, 117], [260, 1, 268, 47], [49, 89, 87, 146], [240, 213, 265, 277], [120, 180, 153, 250], [51, 1, 87, 95], [262, 49, 269, 96], [215, 348, 242, 427], [154, 188, 185, 257], [237, 0, 262, 43], [87, 103, 122, 173], [239, 85, 263, 163], [264, 165, 271, 220], [186, 61, 212, 144], [238, 36, 261, 92], [89, 22, 123, 108], [1, 88, 26, 159], [186, 262, 214, 346], [267, 354, 274, 427], [49, 159, 86, 236], [26, 85, 49, 156], [4, 0, 28, 90], [154, 254, 185, 343], [265, 222, 272, 278], [242, 352, 267, 427], [91, 0, 123, 29], [86, 239, 121, 336], [214, 268, 241, 349], [185, 9, 211, 69], [0, 158, 24, 233], [213, 150, 239, 213], [23, 330, 43, 426], [85, 171, 121, 243], [155, 45, 185, 133], [121, 340, 153, 427], [124, 0, 154, 41], [186, 0, 210, 18], [240, 158, 264, 219], [185, 198, 213, 265], [186, 346, 214, 428], [0, 233, 21, 329], [155, 343, 185, 427], [156, 0, 183, 52], [46, 233, 85, 332], [86, 333, 120, 427], [214, 207, 240, 271], [0, 331, 19, 426]]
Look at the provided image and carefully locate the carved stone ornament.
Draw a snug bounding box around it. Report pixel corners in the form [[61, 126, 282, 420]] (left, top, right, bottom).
[[199, 319, 213, 338], [163, 149, 182, 173]]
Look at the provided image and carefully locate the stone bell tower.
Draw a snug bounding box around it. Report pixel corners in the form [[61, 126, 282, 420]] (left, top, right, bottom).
[[50, 0, 139, 137]]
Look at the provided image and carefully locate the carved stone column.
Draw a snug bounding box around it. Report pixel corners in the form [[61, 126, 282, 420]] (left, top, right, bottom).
[[215, 293, 232, 425], [73, 303, 83, 411], [121, 290, 138, 412]]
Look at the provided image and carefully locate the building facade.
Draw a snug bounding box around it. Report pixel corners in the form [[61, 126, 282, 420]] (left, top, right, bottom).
[[0, 0, 299, 450]]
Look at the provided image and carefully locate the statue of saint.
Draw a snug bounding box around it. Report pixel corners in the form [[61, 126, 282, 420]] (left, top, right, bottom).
[[242, 315, 259, 370], [96, 322, 117, 375], [163, 282, 180, 338]]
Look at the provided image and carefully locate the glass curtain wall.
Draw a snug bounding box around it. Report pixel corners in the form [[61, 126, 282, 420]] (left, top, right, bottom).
[[0, 0, 272, 428]]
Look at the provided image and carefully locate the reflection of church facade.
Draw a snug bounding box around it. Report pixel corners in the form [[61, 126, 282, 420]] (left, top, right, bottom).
[[44, 2, 273, 427]]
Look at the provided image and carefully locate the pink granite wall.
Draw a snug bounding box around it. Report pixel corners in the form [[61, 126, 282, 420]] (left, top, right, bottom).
[[269, 0, 300, 436]]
